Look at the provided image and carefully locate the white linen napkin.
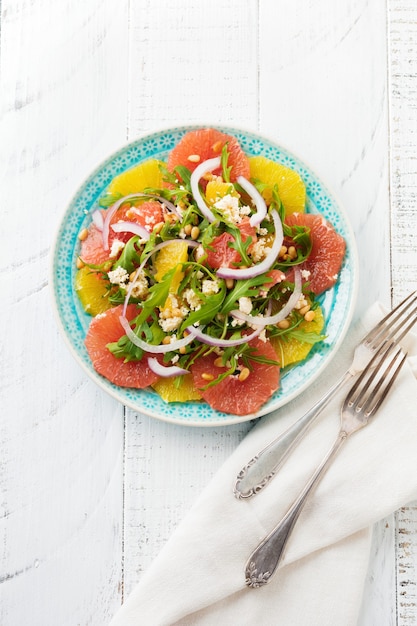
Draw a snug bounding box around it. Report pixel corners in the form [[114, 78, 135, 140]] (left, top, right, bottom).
[[110, 303, 417, 626]]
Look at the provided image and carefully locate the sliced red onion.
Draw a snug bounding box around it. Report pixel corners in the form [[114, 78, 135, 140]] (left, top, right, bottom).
[[217, 209, 283, 280], [230, 268, 302, 326], [185, 324, 264, 348], [102, 192, 180, 250], [147, 357, 189, 377], [119, 315, 197, 354], [190, 156, 221, 222], [237, 176, 267, 227], [92, 209, 104, 231], [111, 221, 150, 241], [122, 238, 199, 317]]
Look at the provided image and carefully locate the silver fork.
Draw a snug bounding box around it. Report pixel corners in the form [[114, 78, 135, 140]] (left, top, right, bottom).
[[245, 341, 407, 588], [234, 291, 417, 499]]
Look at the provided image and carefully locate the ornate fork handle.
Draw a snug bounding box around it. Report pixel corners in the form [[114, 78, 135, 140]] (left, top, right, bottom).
[[245, 432, 347, 587], [234, 371, 352, 499]]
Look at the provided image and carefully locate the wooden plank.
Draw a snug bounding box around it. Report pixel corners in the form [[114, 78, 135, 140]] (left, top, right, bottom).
[[122, 0, 259, 601], [0, 1, 129, 623], [388, 2, 417, 624]]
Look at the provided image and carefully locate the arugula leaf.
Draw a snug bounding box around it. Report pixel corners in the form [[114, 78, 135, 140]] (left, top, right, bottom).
[[113, 236, 142, 274], [225, 224, 252, 266], [134, 268, 176, 326], [98, 192, 123, 208], [221, 144, 232, 183], [180, 280, 226, 332], [220, 275, 268, 314]]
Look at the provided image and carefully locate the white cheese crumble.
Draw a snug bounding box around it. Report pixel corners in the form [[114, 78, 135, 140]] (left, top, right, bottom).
[[238, 296, 253, 315], [202, 279, 220, 296], [108, 266, 129, 285], [213, 194, 251, 224], [126, 270, 149, 299], [109, 239, 125, 258], [301, 269, 311, 280], [183, 288, 203, 311], [250, 237, 271, 263]]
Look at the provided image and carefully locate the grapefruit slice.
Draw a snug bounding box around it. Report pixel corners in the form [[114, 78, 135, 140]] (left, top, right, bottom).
[[80, 224, 109, 266], [285, 213, 346, 294], [271, 304, 325, 368], [190, 338, 279, 415], [168, 128, 250, 182], [85, 304, 159, 388], [109, 200, 163, 244], [249, 155, 306, 215], [75, 266, 112, 316], [206, 218, 257, 269]]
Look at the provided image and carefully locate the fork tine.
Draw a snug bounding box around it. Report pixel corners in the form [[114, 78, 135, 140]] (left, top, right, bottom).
[[346, 344, 407, 418], [364, 291, 417, 348]]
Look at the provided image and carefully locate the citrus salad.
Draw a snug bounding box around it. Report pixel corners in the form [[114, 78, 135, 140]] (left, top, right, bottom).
[[75, 128, 345, 416]]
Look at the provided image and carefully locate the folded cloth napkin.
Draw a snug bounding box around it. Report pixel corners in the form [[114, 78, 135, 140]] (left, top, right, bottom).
[[110, 303, 417, 626]]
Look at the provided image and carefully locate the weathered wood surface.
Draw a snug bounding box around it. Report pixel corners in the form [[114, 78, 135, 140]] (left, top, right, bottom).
[[1, 0, 416, 624]]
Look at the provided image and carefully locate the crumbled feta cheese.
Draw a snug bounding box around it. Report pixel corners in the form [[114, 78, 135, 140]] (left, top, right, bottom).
[[109, 239, 125, 258], [159, 317, 183, 332], [301, 269, 311, 280], [183, 288, 203, 311], [213, 194, 251, 224], [250, 238, 271, 263], [171, 354, 180, 364], [257, 227, 268, 236], [202, 279, 220, 296], [108, 266, 129, 285], [127, 270, 149, 299], [239, 297, 253, 315], [258, 329, 267, 343]]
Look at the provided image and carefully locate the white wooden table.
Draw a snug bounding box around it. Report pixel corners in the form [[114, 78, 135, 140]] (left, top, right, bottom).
[[2, 1, 417, 624]]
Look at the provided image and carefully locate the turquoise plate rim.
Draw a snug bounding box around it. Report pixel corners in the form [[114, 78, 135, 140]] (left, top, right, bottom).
[[50, 124, 359, 427]]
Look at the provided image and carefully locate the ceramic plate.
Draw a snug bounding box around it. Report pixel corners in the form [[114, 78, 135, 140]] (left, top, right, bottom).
[[50, 125, 359, 426]]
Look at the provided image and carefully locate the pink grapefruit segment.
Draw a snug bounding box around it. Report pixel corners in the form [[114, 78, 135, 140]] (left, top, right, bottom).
[[167, 128, 250, 182], [285, 213, 346, 294], [190, 338, 279, 416], [85, 304, 159, 389]]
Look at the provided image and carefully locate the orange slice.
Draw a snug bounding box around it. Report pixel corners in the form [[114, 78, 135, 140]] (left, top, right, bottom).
[[249, 156, 306, 215], [108, 159, 165, 197], [75, 266, 112, 316]]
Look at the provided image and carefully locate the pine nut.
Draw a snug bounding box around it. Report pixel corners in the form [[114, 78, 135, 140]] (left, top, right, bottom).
[[212, 140, 223, 152], [78, 228, 88, 241], [179, 346, 187, 354], [214, 357, 224, 368], [153, 221, 164, 234], [184, 224, 192, 235], [238, 367, 250, 382], [76, 257, 85, 269], [288, 246, 297, 260], [299, 304, 311, 316], [279, 245, 287, 258], [225, 278, 234, 289], [191, 226, 200, 240], [187, 154, 201, 163], [304, 310, 316, 322], [162, 336, 172, 345], [202, 373, 214, 381], [278, 319, 290, 329]]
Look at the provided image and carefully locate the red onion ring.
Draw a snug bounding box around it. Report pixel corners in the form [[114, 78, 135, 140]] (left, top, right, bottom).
[[217, 209, 283, 280], [147, 357, 189, 377], [190, 156, 221, 222], [185, 324, 264, 348], [119, 316, 198, 354], [102, 192, 180, 250], [111, 221, 150, 240], [230, 268, 302, 326], [237, 176, 267, 227], [92, 209, 104, 231]]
